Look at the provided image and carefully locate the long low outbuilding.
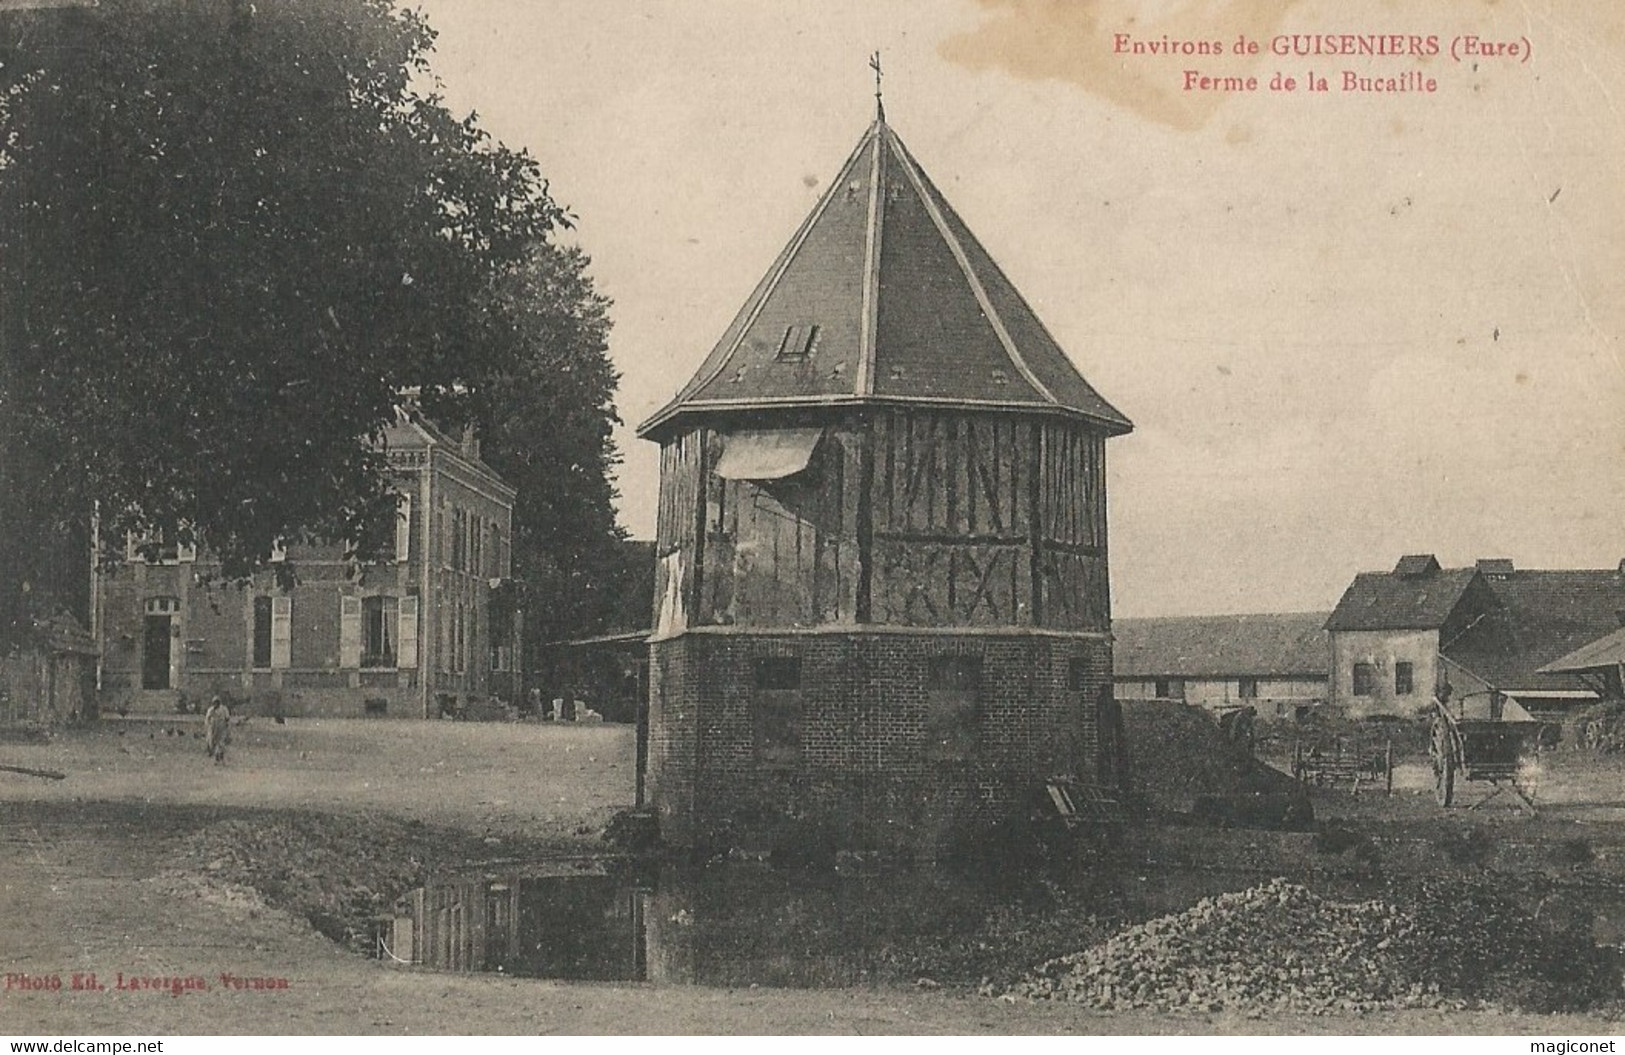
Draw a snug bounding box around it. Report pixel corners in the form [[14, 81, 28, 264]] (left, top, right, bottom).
[[1112, 612, 1330, 718]]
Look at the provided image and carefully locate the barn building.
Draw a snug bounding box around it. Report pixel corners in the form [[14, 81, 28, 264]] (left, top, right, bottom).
[[1112, 612, 1329, 719], [1326, 555, 1625, 722], [636, 106, 1132, 856]]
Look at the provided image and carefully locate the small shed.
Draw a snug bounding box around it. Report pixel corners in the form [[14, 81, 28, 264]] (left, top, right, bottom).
[[0, 613, 98, 729]]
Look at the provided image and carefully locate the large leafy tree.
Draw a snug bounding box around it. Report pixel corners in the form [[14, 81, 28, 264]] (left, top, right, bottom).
[[476, 243, 628, 649], [0, 0, 570, 640]]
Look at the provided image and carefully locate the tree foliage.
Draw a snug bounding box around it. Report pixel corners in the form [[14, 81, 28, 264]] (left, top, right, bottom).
[[476, 243, 629, 646], [0, 0, 603, 640]]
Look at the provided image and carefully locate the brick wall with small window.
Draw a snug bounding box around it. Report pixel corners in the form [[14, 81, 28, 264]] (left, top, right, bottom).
[[752, 656, 802, 765], [924, 655, 981, 762], [647, 630, 1112, 854]]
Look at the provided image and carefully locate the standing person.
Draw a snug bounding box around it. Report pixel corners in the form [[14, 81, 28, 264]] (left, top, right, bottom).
[[203, 696, 232, 765]]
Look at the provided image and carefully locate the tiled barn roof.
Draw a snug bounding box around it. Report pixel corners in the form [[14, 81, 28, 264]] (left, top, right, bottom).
[[1448, 570, 1625, 691], [1325, 566, 1479, 632], [1113, 612, 1330, 679]]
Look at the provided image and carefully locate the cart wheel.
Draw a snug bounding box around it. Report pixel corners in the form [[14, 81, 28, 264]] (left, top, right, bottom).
[[1431, 720, 1455, 807], [1435, 749, 1455, 807]]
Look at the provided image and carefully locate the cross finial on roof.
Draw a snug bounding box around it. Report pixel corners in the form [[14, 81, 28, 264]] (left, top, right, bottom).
[[869, 50, 885, 122]]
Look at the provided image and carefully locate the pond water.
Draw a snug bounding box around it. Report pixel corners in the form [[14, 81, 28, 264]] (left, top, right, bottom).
[[375, 858, 1398, 986]]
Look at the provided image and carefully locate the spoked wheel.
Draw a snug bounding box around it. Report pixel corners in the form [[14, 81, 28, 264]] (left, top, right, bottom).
[[1585, 721, 1604, 753], [1431, 719, 1456, 807]]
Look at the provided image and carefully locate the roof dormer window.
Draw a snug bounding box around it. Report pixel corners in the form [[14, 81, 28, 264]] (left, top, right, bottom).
[[776, 324, 818, 362]]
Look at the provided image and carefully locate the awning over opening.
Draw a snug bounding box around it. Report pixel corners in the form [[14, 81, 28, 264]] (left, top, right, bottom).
[[713, 428, 824, 481], [1538, 627, 1625, 675]]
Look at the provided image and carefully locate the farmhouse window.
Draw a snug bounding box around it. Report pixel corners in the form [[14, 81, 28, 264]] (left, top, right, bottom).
[[1394, 661, 1414, 696], [752, 656, 802, 764], [252, 597, 273, 669], [363, 596, 397, 668], [1153, 677, 1185, 700], [925, 655, 981, 762], [1352, 662, 1377, 696], [1238, 677, 1259, 699]]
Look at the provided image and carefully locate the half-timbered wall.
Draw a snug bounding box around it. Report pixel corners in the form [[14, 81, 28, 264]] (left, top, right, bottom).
[[870, 410, 1034, 627], [654, 410, 1110, 635], [653, 428, 706, 636], [1035, 422, 1110, 631], [699, 429, 862, 627], [868, 409, 1108, 632]]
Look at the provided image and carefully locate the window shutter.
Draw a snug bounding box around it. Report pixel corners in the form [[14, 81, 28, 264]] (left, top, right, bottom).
[[397, 596, 419, 669], [340, 595, 362, 668], [395, 494, 412, 563], [271, 596, 292, 669]]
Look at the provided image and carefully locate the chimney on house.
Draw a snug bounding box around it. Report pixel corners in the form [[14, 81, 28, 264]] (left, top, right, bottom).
[[1394, 554, 1441, 578], [460, 424, 480, 461]]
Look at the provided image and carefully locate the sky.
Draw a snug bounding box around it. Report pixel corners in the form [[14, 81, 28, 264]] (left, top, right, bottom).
[[412, 0, 1625, 619]]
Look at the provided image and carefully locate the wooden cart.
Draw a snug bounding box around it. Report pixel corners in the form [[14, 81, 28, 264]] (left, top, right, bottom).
[[1291, 735, 1394, 795], [1429, 693, 1541, 811]]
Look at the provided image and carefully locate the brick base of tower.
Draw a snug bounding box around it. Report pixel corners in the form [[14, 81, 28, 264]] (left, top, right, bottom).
[[646, 630, 1115, 859]]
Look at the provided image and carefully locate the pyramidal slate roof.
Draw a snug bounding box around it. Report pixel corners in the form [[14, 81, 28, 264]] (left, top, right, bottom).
[[638, 115, 1132, 438]]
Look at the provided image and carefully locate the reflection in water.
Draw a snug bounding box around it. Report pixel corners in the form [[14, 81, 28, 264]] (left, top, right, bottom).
[[380, 859, 1625, 986], [382, 858, 646, 981], [381, 859, 1324, 986]]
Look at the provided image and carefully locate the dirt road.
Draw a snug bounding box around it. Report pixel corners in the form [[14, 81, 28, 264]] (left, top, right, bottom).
[[1, 720, 1621, 1034]]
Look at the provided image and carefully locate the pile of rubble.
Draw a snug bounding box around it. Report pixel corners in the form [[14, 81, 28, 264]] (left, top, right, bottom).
[[997, 878, 1462, 1015]]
